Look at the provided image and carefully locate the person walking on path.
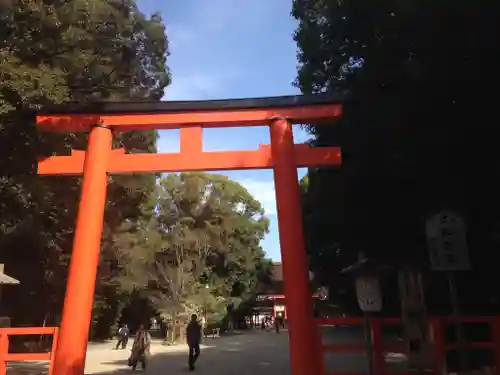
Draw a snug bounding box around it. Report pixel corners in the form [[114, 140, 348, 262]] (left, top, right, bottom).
[[116, 324, 130, 350], [186, 314, 202, 371], [274, 317, 281, 333], [128, 324, 152, 371]]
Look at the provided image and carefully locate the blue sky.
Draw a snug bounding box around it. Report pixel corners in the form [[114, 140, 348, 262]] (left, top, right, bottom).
[[138, 0, 311, 261]]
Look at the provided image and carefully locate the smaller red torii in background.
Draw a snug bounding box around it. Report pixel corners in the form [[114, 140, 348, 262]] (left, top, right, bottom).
[[35, 95, 343, 375]]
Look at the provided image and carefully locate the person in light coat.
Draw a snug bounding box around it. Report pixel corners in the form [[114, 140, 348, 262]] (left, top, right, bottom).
[[128, 324, 152, 371]]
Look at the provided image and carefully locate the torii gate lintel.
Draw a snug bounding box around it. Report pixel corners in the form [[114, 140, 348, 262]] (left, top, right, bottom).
[[38, 140, 341, 175]]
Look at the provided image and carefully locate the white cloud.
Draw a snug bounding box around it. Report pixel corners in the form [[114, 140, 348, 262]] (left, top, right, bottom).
[[167, 24, 197, 45], [163, 72, 235, 101], [237, 178, 277, 216]]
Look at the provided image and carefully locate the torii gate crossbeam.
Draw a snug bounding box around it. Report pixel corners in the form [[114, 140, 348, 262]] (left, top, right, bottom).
[[36, 94, 343, 375]]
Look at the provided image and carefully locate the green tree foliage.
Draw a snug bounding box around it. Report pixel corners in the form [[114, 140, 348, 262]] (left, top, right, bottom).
[[293, 0, 500, 314], [0, 0, 170, 338], [114, 172, 270, 323]]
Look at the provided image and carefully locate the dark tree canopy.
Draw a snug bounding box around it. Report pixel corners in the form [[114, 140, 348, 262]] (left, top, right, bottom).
[[293, 0, 500, 315]]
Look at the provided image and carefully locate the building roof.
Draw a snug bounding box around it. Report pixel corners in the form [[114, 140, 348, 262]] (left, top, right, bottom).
[[0, 273, 20, 285], [271, 262, 283, 281], [0, 264, 19, 285], [256, 262, 314, 295], [270, 262, 314, 282]]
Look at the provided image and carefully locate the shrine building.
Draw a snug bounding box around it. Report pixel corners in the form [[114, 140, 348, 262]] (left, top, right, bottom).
[[250, 262, 325, 325]]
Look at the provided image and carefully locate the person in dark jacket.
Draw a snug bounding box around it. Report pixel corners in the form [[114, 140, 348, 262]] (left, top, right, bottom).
[[274, 317, 280, 333], [186, 314, 202, 371], [116, 324, 130, 350]]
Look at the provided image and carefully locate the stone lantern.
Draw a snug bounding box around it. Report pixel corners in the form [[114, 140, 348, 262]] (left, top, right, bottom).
[[341, 253, 385, 313]]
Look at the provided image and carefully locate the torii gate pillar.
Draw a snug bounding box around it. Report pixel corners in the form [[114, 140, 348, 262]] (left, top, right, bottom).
[[270, 118, 320, 375], [53, 124, 112, 375]]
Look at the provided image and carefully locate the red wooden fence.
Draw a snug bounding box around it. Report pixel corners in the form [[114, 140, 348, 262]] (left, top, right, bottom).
[[0, 327, 59, 375], [315, 316, 500, 375]]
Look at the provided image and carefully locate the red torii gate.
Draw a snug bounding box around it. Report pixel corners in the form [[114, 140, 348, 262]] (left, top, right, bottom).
[[36, 95, 343, 375]]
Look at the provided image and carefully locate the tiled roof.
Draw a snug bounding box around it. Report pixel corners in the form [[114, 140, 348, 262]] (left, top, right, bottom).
[[0, 264, 20, 285], [0, 272, 19, 285], [271, 262, 283, 281], [270, 262, 314, 282], [256, 262, 314, 295]]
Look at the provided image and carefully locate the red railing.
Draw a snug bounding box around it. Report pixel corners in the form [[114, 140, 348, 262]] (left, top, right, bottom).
[[0, 327, 59, 375], [315, 316, 500, 375]]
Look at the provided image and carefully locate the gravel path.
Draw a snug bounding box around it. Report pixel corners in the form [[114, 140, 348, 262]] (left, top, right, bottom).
[[84, 331, 290, 375], [7, 332, 290, 374], [6, 326, 406, 375]]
